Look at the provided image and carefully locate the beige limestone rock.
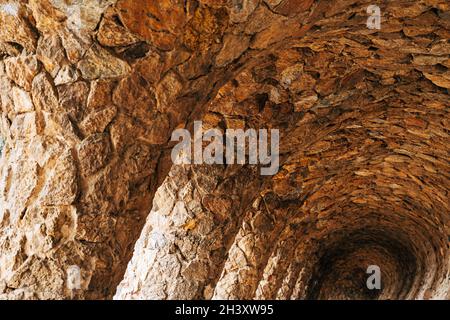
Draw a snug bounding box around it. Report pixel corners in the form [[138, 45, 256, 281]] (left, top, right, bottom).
[[11, 86, 34, 113], [4, 55, 40, 91], [78, 44, 131, 80], [0, 0, 448, 302]]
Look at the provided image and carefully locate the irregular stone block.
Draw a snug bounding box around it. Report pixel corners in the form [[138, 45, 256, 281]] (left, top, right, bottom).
[[11, 86, 34, 113], [77, 133, 111, 176], [31, 73, 59, 113], [39, 150, 78, 206], [4, 55, 40, 91], [77, 44, 131, 80]]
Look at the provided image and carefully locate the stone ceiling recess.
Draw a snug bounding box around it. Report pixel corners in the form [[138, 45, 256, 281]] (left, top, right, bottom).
[[0, 0, 448, 300]]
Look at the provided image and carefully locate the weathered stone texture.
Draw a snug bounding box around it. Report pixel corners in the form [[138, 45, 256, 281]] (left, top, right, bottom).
[[0, 0, 448, 300]]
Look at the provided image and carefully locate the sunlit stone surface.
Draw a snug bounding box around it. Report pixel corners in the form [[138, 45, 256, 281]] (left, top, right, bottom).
[[0, 0, 448, 300]]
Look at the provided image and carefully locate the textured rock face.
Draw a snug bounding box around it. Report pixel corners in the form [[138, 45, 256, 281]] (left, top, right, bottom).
[[0, 0, 449, 300]]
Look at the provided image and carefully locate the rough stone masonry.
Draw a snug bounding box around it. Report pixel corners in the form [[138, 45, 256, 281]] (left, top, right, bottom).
[[0, 0, 448, 300]]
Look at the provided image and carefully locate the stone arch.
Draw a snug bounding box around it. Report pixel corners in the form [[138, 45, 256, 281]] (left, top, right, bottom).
[[0, 0, 448, 300], [116, 22, 449, 299]]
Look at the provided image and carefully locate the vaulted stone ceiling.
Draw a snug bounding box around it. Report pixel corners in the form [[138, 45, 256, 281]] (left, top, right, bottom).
[[0, 0, 448, 300]]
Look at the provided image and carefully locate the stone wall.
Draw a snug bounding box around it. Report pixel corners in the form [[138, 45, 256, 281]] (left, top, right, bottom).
[[0, 0, 448, 299]]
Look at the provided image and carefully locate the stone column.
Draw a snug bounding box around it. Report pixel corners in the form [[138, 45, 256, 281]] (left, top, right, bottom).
[[0, 0, 318, 299]]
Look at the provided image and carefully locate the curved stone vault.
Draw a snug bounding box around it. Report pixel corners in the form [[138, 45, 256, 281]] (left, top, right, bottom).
[[0, 0, 448, 300]]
